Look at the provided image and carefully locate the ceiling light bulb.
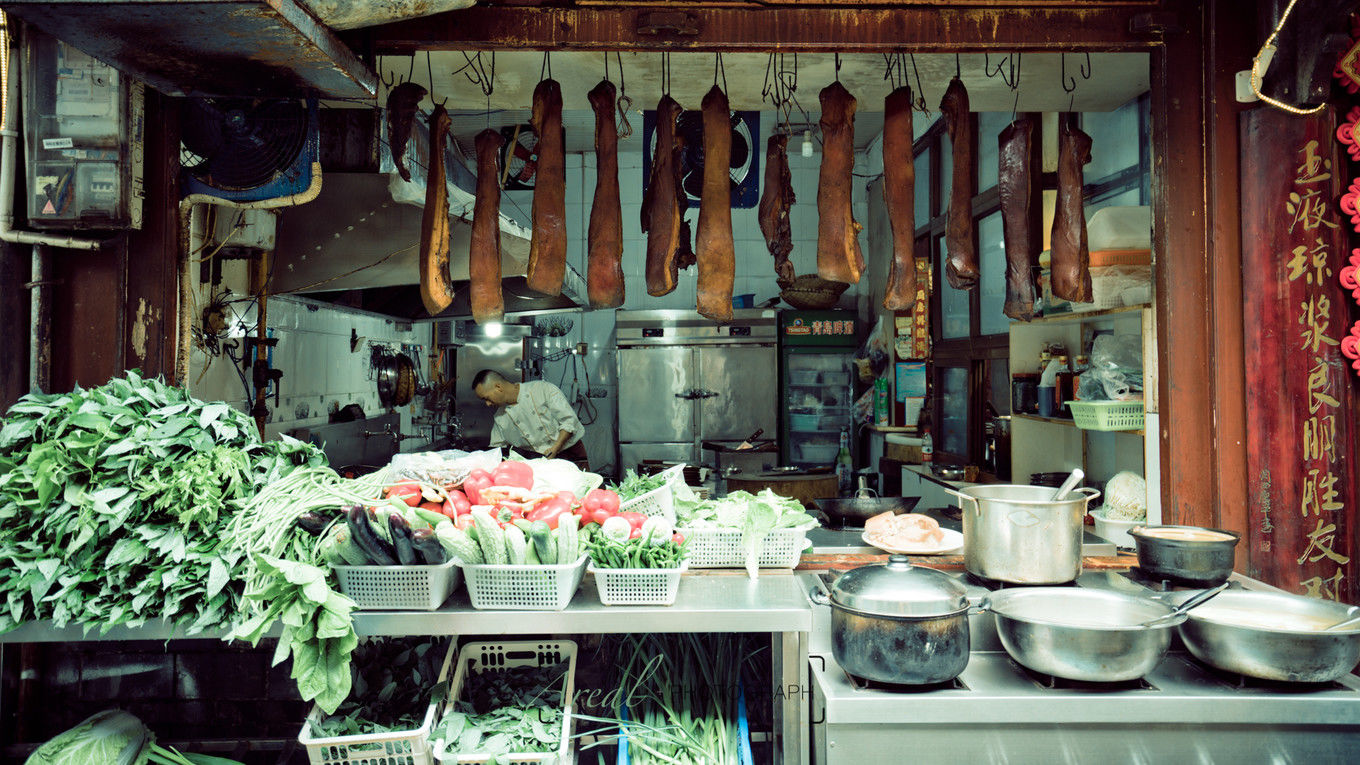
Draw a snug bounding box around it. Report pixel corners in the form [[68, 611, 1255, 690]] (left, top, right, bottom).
[[484, 321, 503, 338], [802, 129, 813, 158]]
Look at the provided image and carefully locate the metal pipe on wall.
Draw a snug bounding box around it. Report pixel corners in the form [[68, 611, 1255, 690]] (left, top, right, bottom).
[[27, 243, 47, 392]]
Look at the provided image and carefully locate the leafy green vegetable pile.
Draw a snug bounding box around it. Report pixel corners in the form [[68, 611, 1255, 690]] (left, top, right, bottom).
[[675, 489, 819, 576], [608, 469, 670, 502], [431, 660, 570, 762], [309, 637, 450, 738], [24, 709, 245, 765], [0, 371, 323, 635]]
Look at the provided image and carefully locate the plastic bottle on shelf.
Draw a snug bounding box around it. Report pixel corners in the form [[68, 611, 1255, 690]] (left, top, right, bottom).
[[835, 428, 853, 495], [921, 430, 934, 465]]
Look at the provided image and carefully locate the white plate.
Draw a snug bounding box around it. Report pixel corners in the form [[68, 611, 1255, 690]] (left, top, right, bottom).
[[862, 528, 964, 556]]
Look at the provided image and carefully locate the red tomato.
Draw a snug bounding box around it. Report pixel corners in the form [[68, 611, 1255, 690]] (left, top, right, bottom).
[[447, 489, 472, 515], [617, 511, 648, 531], [490, 460, 535, 491], [418, 501, 444, 517], [589, 508, 613, 527], [385, 482, 423, 507], [629, 528, 642, 539], [454, 514, 475, 532], [462, 469, 494, 505], [672, 532, 685, 545]]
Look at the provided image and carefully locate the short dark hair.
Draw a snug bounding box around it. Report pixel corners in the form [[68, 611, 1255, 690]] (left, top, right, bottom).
[[472, 369, 507, 390]]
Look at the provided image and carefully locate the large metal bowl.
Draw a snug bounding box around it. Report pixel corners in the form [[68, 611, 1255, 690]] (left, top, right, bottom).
[[1129, 524, 1240, 586], [987, 588, 1181, 682], [1175, 590, 1360, 682], [813, 496, 921, 527]]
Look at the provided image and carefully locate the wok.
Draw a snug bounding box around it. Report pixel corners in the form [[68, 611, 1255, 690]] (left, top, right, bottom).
[[813, 496, 921, 527]]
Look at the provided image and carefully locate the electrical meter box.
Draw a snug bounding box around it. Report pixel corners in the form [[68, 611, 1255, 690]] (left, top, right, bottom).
[[23, 29, 143, 230]]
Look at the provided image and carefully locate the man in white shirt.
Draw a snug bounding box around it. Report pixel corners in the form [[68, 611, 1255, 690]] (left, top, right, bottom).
[[472, 369, 589, 468]]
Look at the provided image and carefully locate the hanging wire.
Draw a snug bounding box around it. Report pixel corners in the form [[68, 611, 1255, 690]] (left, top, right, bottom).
[[955, 53, 961, 80], [426, 51, 446, 107], [615, 52, 633, 139], [407, 54, 416, 83], [713, 52, 728, 92], [660, 51, 671, 96], [1012, 55, 1023, 122], [1250, 0, 1327, 115], [908, 53, 929, 115], [540, 51, 553, 81], [984, 52, 1021, 90], [1060, 51, 1091, 93], [834, 52, 842, 82]]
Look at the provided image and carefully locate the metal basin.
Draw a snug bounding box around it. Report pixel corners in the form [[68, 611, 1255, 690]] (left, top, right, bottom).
[[1129, 525, 1240, 586], [814, 496, 921, 527], [987, 588, 1180, 682], [1176, 590, 1360, 682]]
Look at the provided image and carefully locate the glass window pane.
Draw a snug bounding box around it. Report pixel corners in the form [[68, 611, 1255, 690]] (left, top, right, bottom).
[[914, 149, 931, 228], [978, 211, 1011, 336], [1082, 98, 1141, 180], [939, 236, 970, 339], [940, 366, 969, 456], [939, 131, 953, 205], [977, 112, 1010, 192], [1086, 187, 1142, 219]]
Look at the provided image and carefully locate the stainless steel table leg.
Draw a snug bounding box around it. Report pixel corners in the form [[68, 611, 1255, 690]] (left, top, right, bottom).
[[774, 630, 810, 765]]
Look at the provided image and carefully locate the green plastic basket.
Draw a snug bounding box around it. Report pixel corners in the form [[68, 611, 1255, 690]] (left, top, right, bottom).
[[1065, 400, 1145, 431]]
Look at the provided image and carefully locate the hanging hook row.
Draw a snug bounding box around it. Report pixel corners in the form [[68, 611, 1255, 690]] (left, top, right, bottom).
[[1060, 51, 1091, 94], [426, 51, 446, 107], [909, 53, 929, 115], [984, 52, 1021, 90], [614, 52, 633, 139]]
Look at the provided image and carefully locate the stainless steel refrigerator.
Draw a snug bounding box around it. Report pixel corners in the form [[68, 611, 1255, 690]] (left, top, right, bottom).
[[616, 310, 778, 472]]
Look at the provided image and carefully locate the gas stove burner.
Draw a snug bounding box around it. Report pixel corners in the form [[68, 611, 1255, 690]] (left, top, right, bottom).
[[1199, 665, 1354, 694], [961, 572, 1079, 590], [843, 669, 969, 693], [1118, 566, 1179, 591], [1009, 659, 1158, 692]]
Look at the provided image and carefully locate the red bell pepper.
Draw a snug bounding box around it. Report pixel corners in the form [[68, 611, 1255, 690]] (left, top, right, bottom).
[[582, 488, 621, 525], [385, 482, 423, 507], [491, 460, 535, 491], [447, 489, 472, 515], [617, 511, 648, 531], [527, 491, 576, 530], [462, 469, 494, 505]]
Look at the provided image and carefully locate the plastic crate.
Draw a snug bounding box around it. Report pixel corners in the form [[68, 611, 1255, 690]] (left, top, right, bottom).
[[461, 555, 589, 610], [332, 559, 461, 611], [298, 642, 453, 765], [1066, 400, 1145, 432], [590, 562, 687, 606], [679, 527, 808, 568], [434, 640, 577, 765], [618, 463, 684, 524]]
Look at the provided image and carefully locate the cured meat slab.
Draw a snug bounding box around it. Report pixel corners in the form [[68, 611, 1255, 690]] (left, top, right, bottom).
[[526, 78, 567, 296], [998, 116, 1040, 320], [470, 128, 505, 324], [642, 95, 685, 296], [1050, 112, 1094, 303], [586, 79, 624, 308], [941, 77, 979, 290], [696, 85, 735, 323], [386, 82, 425, 183], [418, 104, 454, 315], [758, 133, 796, 286], [816, 81, 865, 284], [882, 86, 916, 311]]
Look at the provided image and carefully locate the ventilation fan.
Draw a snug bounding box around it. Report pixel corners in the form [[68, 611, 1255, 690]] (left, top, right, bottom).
[[642, 109, 760, 209], [499, 123, 539, 191], [180, 97, 319, 202]]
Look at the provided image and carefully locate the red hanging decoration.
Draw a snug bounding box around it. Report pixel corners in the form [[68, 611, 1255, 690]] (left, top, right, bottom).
[[1338, 107, 1360, 161], [1343, 320, 1360, 375], [1335, 15, 1360, 94]]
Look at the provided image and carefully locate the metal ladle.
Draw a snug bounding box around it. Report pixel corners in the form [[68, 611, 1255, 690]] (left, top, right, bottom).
[[1139, 582, 1230, 628], [1051, 468, 1085, 501], [1324, 612, 1360, 632]]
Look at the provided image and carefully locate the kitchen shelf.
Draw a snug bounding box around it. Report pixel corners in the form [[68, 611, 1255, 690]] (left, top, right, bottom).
[[1022, 304, 1150, 325], [1011, 412, 1144, 436]]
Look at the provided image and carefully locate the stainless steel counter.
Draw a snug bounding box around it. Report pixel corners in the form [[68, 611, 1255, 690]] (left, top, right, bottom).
[[806, 505, 1117, 557]]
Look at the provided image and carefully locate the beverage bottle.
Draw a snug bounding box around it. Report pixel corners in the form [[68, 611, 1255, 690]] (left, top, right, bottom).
[[921, 430, 934, 465], [835, 428, 853, 495]]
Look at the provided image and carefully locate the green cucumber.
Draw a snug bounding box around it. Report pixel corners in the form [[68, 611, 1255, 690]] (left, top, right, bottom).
[[435, 524, 483, 565], [504, 524, 528, 565], [557, 514, 579, 564], [471, 509, 506, 565], [529, 520, 556, 565]]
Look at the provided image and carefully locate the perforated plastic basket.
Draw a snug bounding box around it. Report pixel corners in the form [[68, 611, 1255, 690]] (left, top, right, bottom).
[[332, 559, 461, 611], [590, 562, 687, 606], [679, 527, 808, 568], [1066, 400, 1145, 432], [618, 463, 685, 524], [298, 642, 453, 765], [434, 640, 577, 765], [461, 555, 589, 610]]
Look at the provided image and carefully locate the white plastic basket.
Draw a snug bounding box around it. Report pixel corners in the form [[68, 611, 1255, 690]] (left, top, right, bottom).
[[461, 555, 589, 610], [590, 562, 688, 606], [679, 527, 809, 568], [332, 559, 462, 611], [298, 642, 454, 765], [434, 640, 577, 765], [618, 463, 685, 524]]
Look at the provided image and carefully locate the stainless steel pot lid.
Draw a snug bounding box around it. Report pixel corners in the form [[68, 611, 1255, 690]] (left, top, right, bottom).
[[829, 554, 969, 617]]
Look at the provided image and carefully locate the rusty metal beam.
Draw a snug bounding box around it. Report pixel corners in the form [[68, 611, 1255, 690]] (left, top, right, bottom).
[[356, 5, 1161, 53]]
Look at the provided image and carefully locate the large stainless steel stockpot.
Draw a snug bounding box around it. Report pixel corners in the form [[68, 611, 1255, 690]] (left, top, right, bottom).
[[1128, 525, 1240, 586], [1175, 590, 1360, 682], [987, 588, 1182, 682], [946, 484, 1101, 584], [810, 555, 980, 685]]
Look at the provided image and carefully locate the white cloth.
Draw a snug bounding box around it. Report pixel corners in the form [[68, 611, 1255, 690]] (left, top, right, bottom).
[[488, 380, 584, 456]]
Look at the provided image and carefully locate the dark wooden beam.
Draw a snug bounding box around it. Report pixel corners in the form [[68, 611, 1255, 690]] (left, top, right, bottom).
[[355, 4, 1161, 53]]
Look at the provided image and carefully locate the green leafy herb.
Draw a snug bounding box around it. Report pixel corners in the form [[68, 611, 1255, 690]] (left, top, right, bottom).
[[607, 470, 669, 502], [308, 637, 449, 738]]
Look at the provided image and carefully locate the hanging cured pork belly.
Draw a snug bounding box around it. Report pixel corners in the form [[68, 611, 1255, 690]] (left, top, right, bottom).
[[998, 116, 1040, 320], [758, 133, 796, 287], [642, 95, 685, 297], [386, 82, 425, 183], [881, 86, 916, 311], [1050, 112, 1094, 303], [696, 85, 735, 323], [470, 128, 505, 324], [418, 104, 454, 315], [586, 79, 624, 308], [816, 81, 865, 284], [941, 76, 979, 289], [526, 78, 567, 296]]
